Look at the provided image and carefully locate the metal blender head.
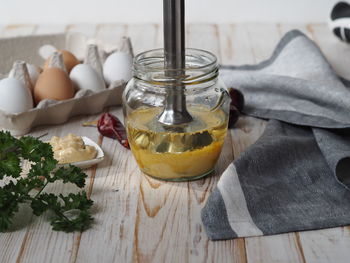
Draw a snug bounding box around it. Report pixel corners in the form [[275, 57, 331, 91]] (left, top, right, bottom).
[[157, 0, 193, 126]]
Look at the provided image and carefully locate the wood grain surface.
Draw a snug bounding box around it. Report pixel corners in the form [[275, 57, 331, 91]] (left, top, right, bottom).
[[0, 23, 350, 263]]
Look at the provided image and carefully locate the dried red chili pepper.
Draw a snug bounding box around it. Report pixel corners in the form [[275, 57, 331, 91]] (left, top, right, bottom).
[[97, 113, 130, 149], [228, 88, 244, 128], [228, 105, 240, 128], [228, 87, 244, 113]]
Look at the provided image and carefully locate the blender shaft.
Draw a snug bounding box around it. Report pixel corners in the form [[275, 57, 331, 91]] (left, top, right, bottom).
[[158, 0, 193, 126]]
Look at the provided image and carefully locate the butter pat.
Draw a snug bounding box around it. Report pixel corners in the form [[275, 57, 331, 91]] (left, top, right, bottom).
[[49, 133, 97, 164]]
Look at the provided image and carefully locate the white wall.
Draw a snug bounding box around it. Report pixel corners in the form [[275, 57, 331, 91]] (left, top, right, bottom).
[[0, 0, 341, 24]]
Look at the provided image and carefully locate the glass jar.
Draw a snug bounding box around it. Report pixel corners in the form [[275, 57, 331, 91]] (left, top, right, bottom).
[[122, 48, 230, 181]]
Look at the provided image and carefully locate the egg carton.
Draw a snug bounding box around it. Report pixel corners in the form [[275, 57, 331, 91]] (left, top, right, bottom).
[[0, 33, 132, 135]]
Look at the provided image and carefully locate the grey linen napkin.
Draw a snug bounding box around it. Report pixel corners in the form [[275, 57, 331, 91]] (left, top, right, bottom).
[[201, 30, 350, 240]]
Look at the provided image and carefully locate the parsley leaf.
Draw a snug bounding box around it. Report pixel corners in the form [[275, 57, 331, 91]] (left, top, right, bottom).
[[54, 166, 87, 188], [0, 131, 94, 232]]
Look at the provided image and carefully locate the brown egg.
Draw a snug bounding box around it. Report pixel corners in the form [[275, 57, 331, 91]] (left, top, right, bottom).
[[34, 68, 75, 104], [44, 50, 80, 73]]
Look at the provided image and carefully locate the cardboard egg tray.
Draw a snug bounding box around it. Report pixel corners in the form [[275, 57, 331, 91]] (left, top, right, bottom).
[[0, 33, 126, 135]]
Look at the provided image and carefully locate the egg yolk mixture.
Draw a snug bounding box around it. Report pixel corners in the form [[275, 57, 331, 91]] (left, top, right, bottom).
[[49, 134, 97, 164], [127, 107, 228, 180]]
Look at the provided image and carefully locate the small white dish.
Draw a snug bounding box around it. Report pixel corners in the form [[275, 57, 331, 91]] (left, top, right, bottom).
[[59, 136, 104, 169]]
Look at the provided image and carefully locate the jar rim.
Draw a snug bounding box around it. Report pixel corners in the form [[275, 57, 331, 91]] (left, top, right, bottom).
[[133, 48, 218, 72]]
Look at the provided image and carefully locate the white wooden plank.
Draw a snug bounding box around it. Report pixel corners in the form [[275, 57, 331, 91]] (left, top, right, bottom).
[[126, 24, 158, 55], [245, 234, 306, 263], [278, 23, 311, 38], [298, 228, 350, 263], [0, 208, 32, 263], [66, 24, 97, 38], [34, 24, 67, 35], [134, 176, 193, 262], [95, 24, 127, 45], [187, 24, 222, 63], [218, 23, 255, 65], [155, 23, 163, 48], [206, 239, 247, 263], [243, 23, 281, 64], [1, 24, 37, 37]]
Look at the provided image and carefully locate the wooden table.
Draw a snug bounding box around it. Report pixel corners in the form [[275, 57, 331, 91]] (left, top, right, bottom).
[[1, 23, 350, 263]]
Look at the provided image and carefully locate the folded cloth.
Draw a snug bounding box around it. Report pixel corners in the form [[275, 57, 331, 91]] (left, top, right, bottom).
[[201, 30, 350, 240]]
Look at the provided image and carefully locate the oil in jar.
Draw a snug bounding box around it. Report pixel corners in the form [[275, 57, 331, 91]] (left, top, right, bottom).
[[126, 106, 228, 181]]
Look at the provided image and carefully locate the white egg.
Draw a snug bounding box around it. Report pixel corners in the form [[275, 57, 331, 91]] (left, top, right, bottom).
[[70, 64, 106, 92], [0, 78, 33, 113], [103, 52, 132, 85]]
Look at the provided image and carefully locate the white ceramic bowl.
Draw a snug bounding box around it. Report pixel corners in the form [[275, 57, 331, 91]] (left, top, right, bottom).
[[59, 136, 104, 169]]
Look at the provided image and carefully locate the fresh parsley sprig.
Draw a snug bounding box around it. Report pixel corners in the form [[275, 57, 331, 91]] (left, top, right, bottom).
[[0, 131, 93, 232]]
